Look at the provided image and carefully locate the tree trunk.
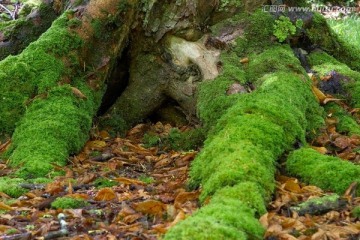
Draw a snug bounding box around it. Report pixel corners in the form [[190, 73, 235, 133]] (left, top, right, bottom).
[[1, 0, 360, 238]]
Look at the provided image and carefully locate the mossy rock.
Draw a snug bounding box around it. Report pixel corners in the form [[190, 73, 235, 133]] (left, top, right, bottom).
[[308, 50, 360, 108], [306, 12, 360, 71], [287, 148, 360, 196]]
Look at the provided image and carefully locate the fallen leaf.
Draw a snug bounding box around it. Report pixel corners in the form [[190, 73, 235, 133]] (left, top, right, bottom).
[[284, 180, 302, 193], [114, 177, 145, 186], [0, 202, 13, 211], [85, 140, 107, 150], [239, 57, 249, 64], [174, 191, 200, 209], [310, 146, 328, 154], [94, 188, 117, 201], [132, 200, 166, 216], [71, 87, 87, 99], [312, 86, 326, 103]]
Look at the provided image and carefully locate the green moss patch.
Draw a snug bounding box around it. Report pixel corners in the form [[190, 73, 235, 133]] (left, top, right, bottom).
[[325, 103, 360, 135], [287, 148, 360, 196], [51, 197, 89, 209], [306, 13, 360, 71], [164, 183, 265, 240], [0, 177, 27, 198]]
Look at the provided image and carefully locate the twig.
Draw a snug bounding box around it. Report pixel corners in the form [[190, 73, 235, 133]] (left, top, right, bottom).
[[0, 3, 15, 20]]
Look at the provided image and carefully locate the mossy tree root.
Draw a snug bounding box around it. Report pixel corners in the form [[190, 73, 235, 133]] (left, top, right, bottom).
[[0, 0, 138, 177], [163, 45, 323, 239], [287, 148, 360, 196]]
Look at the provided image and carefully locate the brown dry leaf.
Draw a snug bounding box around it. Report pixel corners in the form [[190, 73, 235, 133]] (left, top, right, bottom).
[[71, 87, 87, 99], [0, 139, 11, 152], [69, 234, 93, 240], [333, 136, 350, 149], [284, 180, 302, 193], [0, 202, 13, 211], [77, 173, 97, 184], [155, 158, 173, 168], [312, 86, 327, 103], [310, 146, 328, 154], [45, 181, 64, 195], [99, 130, 111, 140], [239, 57, 249, 64], [174, 191, 200, 209], [85, 140, 107, 150], [132, 200, 166, 216], [114, 177, 145, 186], [123, 213, 142, 224], [94, 187, 117, 201], [66, 193, 89, 200], [323, 97, 343, 104], [169, 210, 186, 227], [311, 228, 325, 240], [68, 180, 73, 194], [127, 124, 148, 136]]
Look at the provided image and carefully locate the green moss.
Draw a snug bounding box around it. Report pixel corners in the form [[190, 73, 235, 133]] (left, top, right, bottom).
[[162, 128, 205, 151], [0, 177, 27, 198], [306, 13, 360, 71], [273, 16, 302, 43], [167, 44, 323, 240], [143, 133, 161, 148], [197, 51, 246, 129], [287, 148, 360, 196], [308, 51, 360, 107], [246, 45, 306, 82], [164, 185, 265, 240], [0, 12, 83, 136], [51, 197, 88, 209], [325, 103, 360, 135], [351, 206, 360, 218], [93, 178, 117, 188], [233, 10, 275, 56], [9, 84, 97, 178]]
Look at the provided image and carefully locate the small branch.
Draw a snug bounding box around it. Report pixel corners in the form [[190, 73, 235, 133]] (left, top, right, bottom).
[[0, 3, 16, 20]]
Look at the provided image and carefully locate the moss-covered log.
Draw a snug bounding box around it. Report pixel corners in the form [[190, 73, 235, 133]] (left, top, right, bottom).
[[0, 1, 60, 60], [287, 148, 360, 196], [164, 25, 323, 239], [0, 0, 138, 177]]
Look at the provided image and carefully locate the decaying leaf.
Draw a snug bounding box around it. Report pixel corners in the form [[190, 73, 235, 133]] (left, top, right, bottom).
[[94, 187, 117, 201], [132, 200, 166, 216]]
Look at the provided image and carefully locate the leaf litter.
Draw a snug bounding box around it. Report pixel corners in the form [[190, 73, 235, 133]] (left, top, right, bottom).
[[0, 108, 359, 239]]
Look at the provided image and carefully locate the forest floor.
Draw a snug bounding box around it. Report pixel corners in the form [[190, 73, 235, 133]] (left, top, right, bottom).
[[0, 116, 359, 239]]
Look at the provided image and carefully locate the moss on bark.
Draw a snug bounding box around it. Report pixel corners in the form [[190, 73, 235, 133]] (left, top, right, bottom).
[[165, 43, 323, 238], [0, 0, 138, 177]]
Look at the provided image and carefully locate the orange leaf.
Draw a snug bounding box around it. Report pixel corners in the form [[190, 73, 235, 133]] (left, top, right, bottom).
[[114, 177, 145, 186], [0, 202, 13, 211], [169, 210, 186, 227], [132, 200, 166, 216], [311, 86, 326, 103], [85, 140, 107, 150], [310, 146, 328, 154], [94, 188, 117, 201], [174, 191, 200, 209], [66, 193, 89, 200], [284, 180, 301, 193]]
